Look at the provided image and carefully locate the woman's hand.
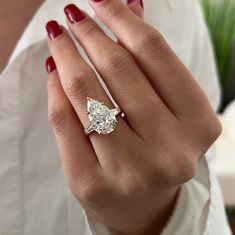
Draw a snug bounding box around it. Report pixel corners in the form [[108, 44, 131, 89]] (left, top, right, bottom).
[[45, 0, 221, 234], [0, 0, 44, 71]]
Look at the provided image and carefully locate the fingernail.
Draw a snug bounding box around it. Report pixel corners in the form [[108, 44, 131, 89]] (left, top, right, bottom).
[[91, 0, 104, 2], [64, 4, 86, 24], [127, 0, 143, 8], [45, 56, 56, 74], [46, 20, 63, 40]]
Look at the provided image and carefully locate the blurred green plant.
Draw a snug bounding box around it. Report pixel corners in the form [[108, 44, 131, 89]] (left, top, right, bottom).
[[200, 0, 235, 111]]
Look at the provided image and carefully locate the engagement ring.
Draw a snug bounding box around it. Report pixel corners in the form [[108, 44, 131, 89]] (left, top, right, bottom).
[[85, 97, 123, 135]]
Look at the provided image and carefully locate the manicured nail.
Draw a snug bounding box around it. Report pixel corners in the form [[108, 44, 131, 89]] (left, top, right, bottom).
[[91, 0, 104, 2], [46, 20, 63, 40], [45, 56, 56, 74], [127, 0, 143, 8], [64, 4, 86, 24]]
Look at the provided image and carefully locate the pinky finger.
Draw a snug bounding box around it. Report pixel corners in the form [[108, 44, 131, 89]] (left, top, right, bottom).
[[127, 0, 144, 18], [118, 1, 143, 45], [45, 56, 102, 194]]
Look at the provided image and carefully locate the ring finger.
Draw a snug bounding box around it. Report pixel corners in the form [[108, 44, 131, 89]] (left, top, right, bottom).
[[63, 4, 171, 136]]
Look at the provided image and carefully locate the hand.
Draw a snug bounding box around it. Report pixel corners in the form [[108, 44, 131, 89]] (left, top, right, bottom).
[[0, 0, 44, 71], [45, 0, 221, 234]]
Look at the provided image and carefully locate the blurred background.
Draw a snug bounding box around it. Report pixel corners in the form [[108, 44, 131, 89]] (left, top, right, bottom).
[[200, 0, 235, 233]]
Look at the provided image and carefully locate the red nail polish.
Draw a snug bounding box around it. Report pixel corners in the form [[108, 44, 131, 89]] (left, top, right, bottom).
[[127, 0, 143, 8], [64, 4, 86, 24], [46, 21, 63, 40], [92, 0, 104, 2], [45, 56, 56, 74]]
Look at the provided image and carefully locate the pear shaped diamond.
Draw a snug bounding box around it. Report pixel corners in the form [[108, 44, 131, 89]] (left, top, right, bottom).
[[87, 98, 119, 134]]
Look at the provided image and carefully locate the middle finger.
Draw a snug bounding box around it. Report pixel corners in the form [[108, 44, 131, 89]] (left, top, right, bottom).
[[64, 4, 170, 136], [88, 0, 211, 119]]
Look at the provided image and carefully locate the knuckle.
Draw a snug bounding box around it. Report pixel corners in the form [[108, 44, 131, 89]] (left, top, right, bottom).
[[195, 112, 222, 147], [106, 1, 124, 22], [173, 152, 196, 185], [205, 115, 222, 143], [123, 182, 147, 196], [99, 49, 132, 75], [64, 71, 92, 100], [120, 172, 148, 196], [51, 38, 69, 56], [79, 22, 99, 40], [178, 158, 196, 184], [48, 107, 67, 130], [79, 175, 106, 206], [133, 29, 166, 54], [156, 150, 196, 187]]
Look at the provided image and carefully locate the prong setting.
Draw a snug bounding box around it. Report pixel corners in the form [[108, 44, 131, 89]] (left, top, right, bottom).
[[84, 98, 123, 135]]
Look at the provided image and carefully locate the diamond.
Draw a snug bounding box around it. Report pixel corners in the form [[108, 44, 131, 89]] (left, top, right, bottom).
[[87, 98, 118, 134]]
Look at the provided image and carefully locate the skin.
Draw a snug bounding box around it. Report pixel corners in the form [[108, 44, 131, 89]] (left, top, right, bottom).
[[0, 0, 222, 234], [0, 0, 44, 72], [46, 0, 222, 235]]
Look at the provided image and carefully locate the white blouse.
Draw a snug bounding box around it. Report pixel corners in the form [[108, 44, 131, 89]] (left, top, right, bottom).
[[0, 0, 232, 234]]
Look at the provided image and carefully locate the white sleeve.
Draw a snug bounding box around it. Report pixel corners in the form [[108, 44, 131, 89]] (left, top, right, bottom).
[[184, 1, 221, 162], [186, 1, 221, 112]]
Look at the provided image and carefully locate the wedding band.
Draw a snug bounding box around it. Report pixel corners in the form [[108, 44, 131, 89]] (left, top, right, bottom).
[[84, 97, 124, 135]]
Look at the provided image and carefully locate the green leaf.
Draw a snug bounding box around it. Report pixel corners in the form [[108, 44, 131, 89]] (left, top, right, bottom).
[[200, 0, 235, 88]]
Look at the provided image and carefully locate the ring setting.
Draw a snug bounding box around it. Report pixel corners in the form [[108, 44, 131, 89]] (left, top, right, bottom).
[[85, 97, 123, 135]]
